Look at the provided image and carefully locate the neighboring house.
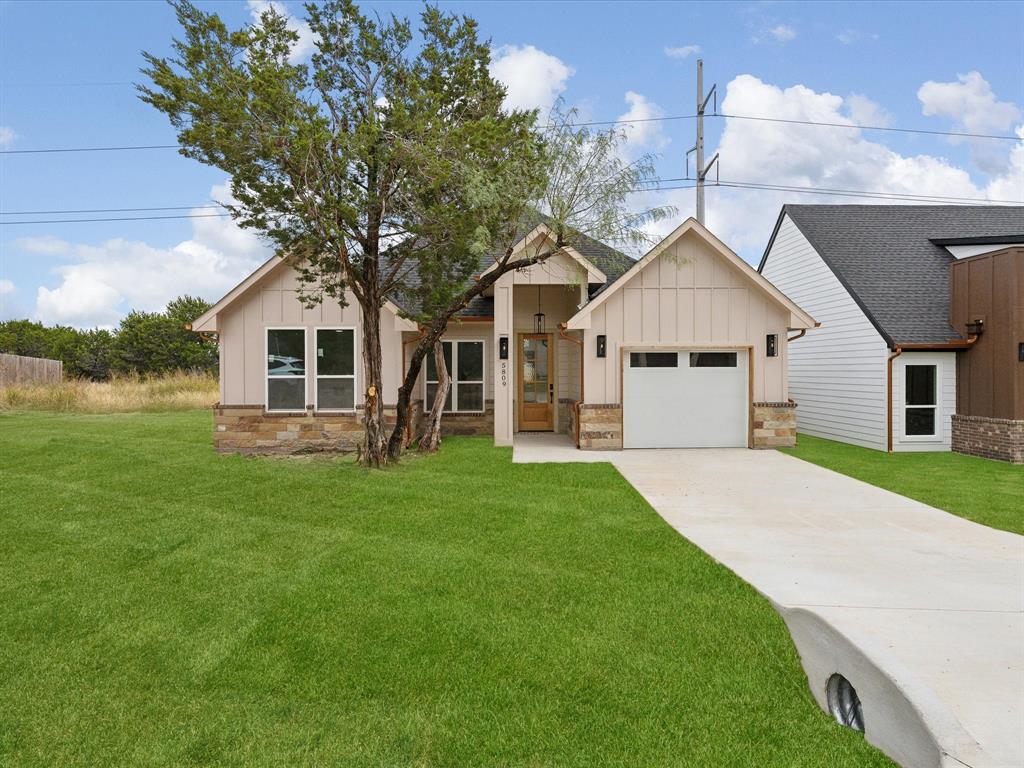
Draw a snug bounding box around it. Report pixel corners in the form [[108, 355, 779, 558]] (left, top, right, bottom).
[[191, 218, 815, 454], [759, 205, 1024, 463]]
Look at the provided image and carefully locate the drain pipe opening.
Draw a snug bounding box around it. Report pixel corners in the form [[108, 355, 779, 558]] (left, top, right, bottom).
[[826, 674, 865, 733]]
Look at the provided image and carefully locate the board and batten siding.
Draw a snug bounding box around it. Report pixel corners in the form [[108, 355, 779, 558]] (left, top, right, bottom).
[[761, 215, 889, 451], [218, 263, 405, 407], [583, 229, 790, 404], [891, 351, 956, 451]]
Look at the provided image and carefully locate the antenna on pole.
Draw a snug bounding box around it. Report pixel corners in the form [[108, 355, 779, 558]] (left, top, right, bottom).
[[686, 59, 718, 224]]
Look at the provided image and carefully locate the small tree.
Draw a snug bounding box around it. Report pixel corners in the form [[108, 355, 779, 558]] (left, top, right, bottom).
[[140, 0, 542, 466], [387, 105, 672, 458], [111, 295, 216, 375]]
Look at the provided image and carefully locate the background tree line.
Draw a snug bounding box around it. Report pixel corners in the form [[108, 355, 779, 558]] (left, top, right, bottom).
[[0, 296, 217, 380]]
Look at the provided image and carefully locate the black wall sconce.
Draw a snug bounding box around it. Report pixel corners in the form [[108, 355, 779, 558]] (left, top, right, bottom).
[[499, 336, 509, 360], [965, 318, 985, 336], [766, 333, 778, 358], [596, 334, 607, 358], [1019, 342, 1024, 362]]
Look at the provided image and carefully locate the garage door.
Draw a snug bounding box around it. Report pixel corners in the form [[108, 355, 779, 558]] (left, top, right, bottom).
[[623, 349, 748, 448]]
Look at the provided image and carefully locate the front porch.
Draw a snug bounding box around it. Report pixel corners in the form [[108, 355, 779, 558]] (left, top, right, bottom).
[[511, 432, 617, 463]]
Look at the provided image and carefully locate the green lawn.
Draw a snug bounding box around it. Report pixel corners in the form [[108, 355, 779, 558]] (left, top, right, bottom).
[[783, 434, 1024, 535], [0, 411, 890, 767]]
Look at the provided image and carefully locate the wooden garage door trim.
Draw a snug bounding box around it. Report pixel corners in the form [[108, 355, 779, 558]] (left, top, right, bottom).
[[619, 344, 754, 449]]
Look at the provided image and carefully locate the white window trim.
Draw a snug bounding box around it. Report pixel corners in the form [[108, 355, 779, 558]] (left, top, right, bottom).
[[902, 362, 940, 442], [424, 339, 486, 414], [314, 326, 358, 413], [265, 326, 308, 413]]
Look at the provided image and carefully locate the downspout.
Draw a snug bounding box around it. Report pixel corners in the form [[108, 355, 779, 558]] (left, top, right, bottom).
[[558, 323, 584, 448], [886, 347, 902, 453]]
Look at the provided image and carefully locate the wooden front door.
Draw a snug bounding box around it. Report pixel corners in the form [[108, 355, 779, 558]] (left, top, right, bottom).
[[518, 333, 554, 431]]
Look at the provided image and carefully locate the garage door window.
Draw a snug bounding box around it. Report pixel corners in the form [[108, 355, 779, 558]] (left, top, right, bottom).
[[905, 364, 937, 437], [689, 352, 737, 368], [630, 352, 678, 367]]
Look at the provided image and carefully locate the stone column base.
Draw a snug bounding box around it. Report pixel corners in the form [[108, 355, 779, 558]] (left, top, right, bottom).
[[578, 403, 622, 450], [752, 401, 798, 448], [952, 414, 1024, 464]]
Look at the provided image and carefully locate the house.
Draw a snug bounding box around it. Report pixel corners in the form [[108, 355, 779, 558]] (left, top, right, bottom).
[[759, 205, 1024, 463], [190, 218, 816, 454]]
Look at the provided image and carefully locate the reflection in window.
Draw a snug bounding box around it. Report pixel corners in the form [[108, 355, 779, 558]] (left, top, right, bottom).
[[267, 328, 306, 410], [425, 340, 485, 412]]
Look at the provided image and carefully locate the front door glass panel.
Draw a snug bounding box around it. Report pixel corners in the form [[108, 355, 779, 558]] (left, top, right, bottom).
[[522, 337, 549, 404]]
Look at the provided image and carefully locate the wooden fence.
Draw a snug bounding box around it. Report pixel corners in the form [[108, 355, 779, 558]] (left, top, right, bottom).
[[0, 353, 63, 386]]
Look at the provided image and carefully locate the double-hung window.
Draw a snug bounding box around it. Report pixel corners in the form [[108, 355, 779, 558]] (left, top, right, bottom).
[[316, 328, 356, 411], [904, 364, 938, 437], [425, 340, 485, 413], [266, 328, 306, 411]]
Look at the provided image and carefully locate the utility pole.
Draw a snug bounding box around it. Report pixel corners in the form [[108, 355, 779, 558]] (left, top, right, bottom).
[[688, 59, 718, 225]]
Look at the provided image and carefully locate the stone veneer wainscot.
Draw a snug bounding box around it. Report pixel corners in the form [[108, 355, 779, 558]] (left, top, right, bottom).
[[952, 414, 1024, 464], [752, 401, 798, 448]]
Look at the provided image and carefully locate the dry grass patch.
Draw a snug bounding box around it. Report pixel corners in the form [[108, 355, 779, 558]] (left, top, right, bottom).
[[0, 371, 218, 413]]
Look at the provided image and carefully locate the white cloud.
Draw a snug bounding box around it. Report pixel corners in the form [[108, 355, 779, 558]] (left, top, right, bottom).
[[247, 0, 315, 63], [490, 44, 574, 114], [846, 94, 892, 127], [14, 235, 72, 255], [637, 74, 1023, 258], [0, 279, 14, 295], [768, 25, 796, 42], [918, 71, 1021, 174], [33, 182, 270, 329], [0, 126, 15, 146], [837, 29, 877, 45], [617, 91, 669, 155], [664, 45, 701, 59]]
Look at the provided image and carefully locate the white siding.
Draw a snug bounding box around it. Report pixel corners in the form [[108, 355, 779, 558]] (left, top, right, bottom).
[[762, 215, 889, 451], [891, 351, 956, 451]]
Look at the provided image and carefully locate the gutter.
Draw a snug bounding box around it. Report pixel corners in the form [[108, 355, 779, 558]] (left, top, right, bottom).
[[886, 335, 978, 453], [558, 323, 584, 448]]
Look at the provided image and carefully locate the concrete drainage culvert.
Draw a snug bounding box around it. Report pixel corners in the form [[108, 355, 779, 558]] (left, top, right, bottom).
[[827, 673, 865, 732]]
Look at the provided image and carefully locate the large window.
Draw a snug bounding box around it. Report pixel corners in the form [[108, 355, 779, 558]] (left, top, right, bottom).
[[425, 340, 484, 413], [316, 328, 356, 411], [905, 364, 937, 437], [266, 328, 306, 411]]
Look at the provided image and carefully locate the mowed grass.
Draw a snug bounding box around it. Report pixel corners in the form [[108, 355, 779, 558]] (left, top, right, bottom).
[[784, 434, 1023, 535], [0, 411, 891, 767]]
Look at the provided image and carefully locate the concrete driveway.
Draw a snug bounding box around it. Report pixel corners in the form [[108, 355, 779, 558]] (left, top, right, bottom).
[[513, 436, 1024, 768]]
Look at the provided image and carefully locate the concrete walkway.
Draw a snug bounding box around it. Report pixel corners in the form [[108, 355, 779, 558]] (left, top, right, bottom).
[[513, 436, 1024, 768]]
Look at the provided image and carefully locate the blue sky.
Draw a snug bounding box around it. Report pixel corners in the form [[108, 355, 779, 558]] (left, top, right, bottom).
[[1, 0, 1021, 328]]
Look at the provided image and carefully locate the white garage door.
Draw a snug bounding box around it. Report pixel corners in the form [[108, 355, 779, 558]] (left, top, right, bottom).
[[623, 350, 748, 448]]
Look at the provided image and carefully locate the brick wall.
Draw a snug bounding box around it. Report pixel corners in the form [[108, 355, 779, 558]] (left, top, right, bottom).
[[752, 401, 797, 448], [578, 403, 622, 450], [952, 414, 1024, 464], [213, 402, 422, 455], [434, 401, 495, 437]]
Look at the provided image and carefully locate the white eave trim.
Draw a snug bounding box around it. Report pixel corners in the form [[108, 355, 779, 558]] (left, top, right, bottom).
[[476, 224, 607, 284], [565, 217, 817, 331]]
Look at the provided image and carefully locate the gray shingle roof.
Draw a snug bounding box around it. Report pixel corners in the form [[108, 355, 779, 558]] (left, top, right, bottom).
[[388, 219, 634, 320], [765, 205, 1024, 345]]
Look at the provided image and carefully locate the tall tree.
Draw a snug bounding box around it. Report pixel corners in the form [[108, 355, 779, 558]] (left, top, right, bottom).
[[140, 0, 542, 466], [386, 105, 672, 459]]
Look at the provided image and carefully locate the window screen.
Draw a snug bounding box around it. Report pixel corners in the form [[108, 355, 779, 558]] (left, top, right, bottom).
[[689, 352, 738, 368]]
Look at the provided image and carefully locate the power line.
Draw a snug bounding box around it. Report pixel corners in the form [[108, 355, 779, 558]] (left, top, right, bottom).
[[716, 113, 1019, 141], [0, 205, 221, 215], [3, 112, 1020, 156], [0, 213, 230, 225]]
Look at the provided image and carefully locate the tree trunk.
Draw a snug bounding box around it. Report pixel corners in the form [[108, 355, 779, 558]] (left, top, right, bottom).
[[418, 339, 449, 453], [361, 301, 388, 467], [387, 318, 445, 461]]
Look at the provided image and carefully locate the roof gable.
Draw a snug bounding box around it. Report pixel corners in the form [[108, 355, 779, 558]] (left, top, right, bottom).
[[567, 217, 816, 330], [762, 204, 1024, 345]]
